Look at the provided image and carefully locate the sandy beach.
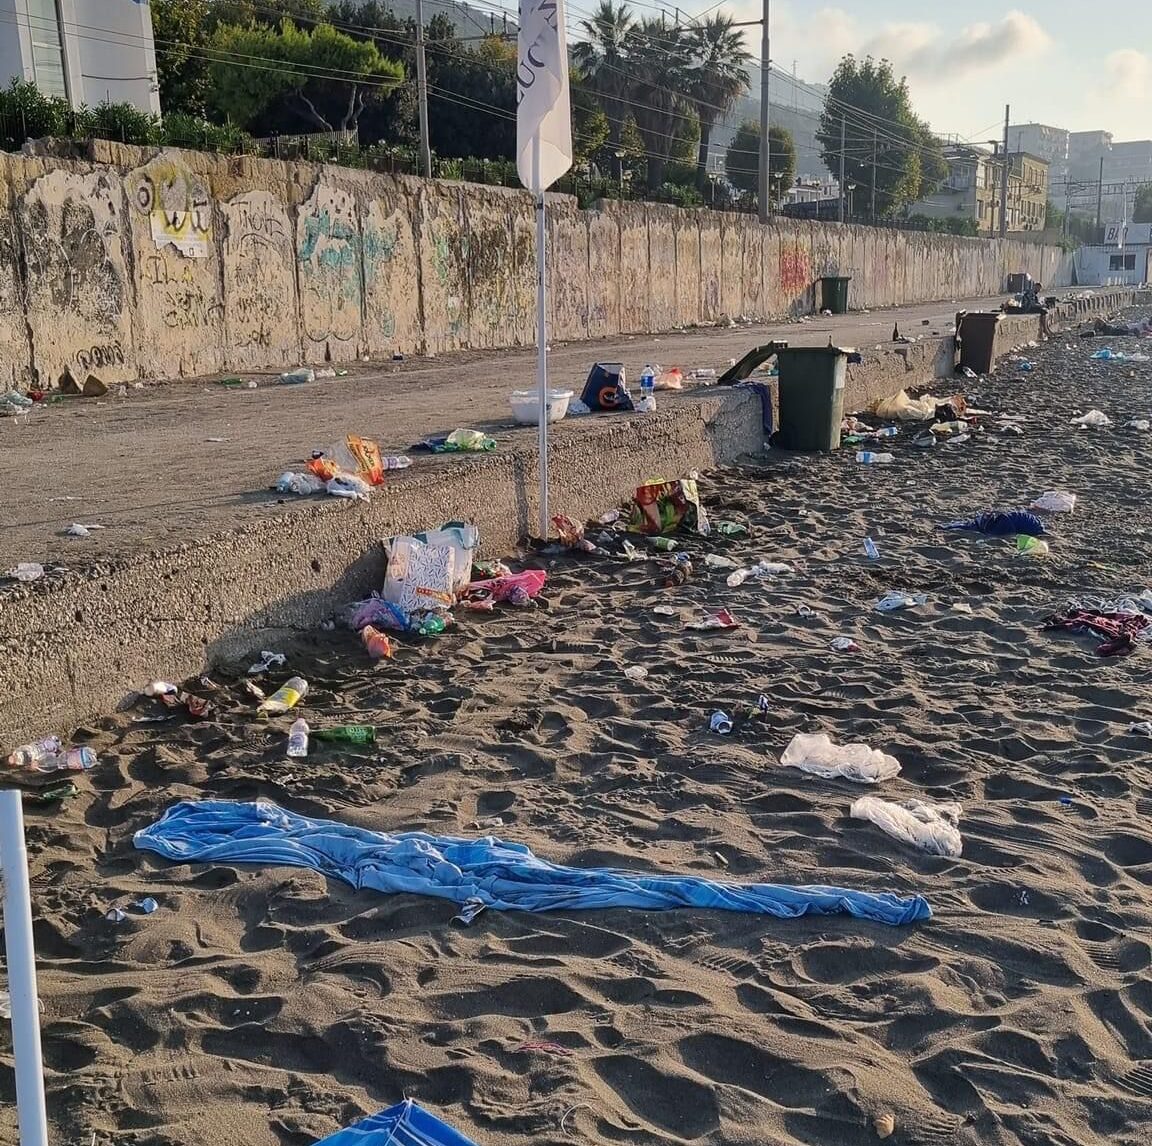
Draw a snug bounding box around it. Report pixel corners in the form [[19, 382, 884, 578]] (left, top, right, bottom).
[[7, 311, 1152, 1146]]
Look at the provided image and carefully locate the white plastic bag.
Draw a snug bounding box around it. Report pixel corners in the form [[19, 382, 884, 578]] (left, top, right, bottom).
[[780, 732, 901, 783], [1030, 491, 1076, 513], [1070, 409, 1112, 428], [384, 535, 456, 616], [850, 796, 963, 857], [873, 390, 938, 422]]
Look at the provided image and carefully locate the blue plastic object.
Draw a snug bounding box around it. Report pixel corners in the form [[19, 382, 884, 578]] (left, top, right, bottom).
[[316, 1100, 478, 1146]]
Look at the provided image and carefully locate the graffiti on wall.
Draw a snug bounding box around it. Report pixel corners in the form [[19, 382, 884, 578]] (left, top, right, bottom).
[[297, 184, 362, 347], [362, 210, 401, 344], [224, 191, 295, 353], [132, 165, 212, 257], [778, 242, 812, 297]]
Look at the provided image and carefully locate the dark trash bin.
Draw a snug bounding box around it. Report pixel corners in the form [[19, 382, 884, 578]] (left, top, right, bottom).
[[1007, 272, 1031, 294], [820, 275, 852, 314], [957, 311, 1002, 375], [774, 345, 849, 451]]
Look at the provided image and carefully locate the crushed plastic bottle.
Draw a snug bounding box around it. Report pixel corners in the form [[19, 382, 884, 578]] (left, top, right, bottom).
[[313, 725, 378, 744], [863, 537, 880, 560], [257, 676, 309, 715], [287, 718, 310, 757], [856, 451, 895, 464], [382, 455, 412, 470], [6, 735, 63, 770], [31, 747, 97, 773], [279, 367, 315, 384], [726, 568, 751, 587]]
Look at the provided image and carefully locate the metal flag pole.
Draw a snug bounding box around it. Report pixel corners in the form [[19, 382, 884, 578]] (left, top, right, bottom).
[[0, 787, 50, 1146], [535, 171, 550, 539]]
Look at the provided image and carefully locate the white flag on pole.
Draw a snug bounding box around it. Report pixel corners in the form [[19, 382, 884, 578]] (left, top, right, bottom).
[[516, 0, 573, 194]]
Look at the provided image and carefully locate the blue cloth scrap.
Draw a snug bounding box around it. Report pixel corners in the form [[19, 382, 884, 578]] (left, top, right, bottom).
[[316, 1100, 478, 1146], [734, 380, 775, 434], [134, 800, 931, 926]]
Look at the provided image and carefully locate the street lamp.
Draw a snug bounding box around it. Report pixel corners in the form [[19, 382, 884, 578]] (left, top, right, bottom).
[[614, 150, 625, 199]]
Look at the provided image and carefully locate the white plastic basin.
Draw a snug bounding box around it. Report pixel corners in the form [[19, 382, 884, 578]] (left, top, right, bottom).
[[510, 389, 573, 424]]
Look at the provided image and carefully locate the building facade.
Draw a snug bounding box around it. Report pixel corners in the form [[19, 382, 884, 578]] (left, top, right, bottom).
[[0, 0, 160, 115], [908, 145, 1049, 234], [1073, 222, 1152, 286]]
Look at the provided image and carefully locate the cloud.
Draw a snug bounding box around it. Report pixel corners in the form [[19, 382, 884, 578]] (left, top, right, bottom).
[[772, 7, 1052, 87], [1103, 49, 1152, 100]]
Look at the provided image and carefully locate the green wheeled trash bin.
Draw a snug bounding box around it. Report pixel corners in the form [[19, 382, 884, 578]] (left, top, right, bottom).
[[774, 345, 849, 451], [820, 275, 851, 314]]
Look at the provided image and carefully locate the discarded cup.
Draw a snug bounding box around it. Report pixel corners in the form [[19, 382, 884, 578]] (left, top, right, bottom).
[[863, 537, 880, 560], [709, 711, 733, 734]]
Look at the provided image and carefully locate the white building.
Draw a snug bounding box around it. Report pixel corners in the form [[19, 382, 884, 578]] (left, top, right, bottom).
[[0, 0, 161, 115], [1073, 222, 1152, 286]]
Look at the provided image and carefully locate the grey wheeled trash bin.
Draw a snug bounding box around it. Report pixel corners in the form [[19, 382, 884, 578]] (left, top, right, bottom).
[[774, 345, 849, 451]]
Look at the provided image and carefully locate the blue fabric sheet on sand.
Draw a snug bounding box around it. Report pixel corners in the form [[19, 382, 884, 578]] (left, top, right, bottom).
[[316, 1100, 478, 1146], [134, 800, 931, 925]]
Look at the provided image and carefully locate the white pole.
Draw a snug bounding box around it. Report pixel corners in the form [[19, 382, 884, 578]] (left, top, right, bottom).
[[414, 0, 432, 179], [757, 0, 770, 223], [0, 788, 49, 1146], [535, 142, 550, 540]]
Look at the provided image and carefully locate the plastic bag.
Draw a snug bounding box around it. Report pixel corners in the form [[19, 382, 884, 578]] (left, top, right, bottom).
[[309, 434, 385, 485], [384, 535, 456, 615], [654, 368, 684, 390], [780, 732, 901, 783], [873, 390, 938, 421], [850, 795, 963, 857], [1030, 491, 1076, 513], [459, 569, 546, 609], [326, 474, 371, 500], [1070, 409, 1112, 428], [275, 471, 325, 496], [875, 591, 927, 612], [412, 523, 478, 596], [628, 477, 710, 536]]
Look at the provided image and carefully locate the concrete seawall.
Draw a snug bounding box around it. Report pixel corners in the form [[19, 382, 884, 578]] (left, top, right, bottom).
[[0, 141, 1073, 392], [0, 288, 1137, 749]]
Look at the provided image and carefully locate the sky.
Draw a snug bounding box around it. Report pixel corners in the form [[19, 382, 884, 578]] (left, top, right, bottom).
[[719, 0, 1152, 143]]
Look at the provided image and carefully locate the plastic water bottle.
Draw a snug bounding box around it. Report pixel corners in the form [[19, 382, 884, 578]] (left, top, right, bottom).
[[258, 676, 309, 715], [856, 451, 894, 464], [7, 736, 63, 770], [382, 456, 411, 470], [36, 747, 97, 773], [637, 365, 656, 413], [875, 426, 899, 438], [864, 537, 880, 560], [726, 568, 750, 587], [287, 718, 309, 758]]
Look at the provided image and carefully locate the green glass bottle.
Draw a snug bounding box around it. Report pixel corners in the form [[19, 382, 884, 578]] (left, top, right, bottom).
[[313, 725, 378, 745]]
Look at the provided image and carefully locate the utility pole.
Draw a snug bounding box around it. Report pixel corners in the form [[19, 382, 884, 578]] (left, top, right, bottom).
[[757, 0, 771, 223], [870, 126, 877, 222], [415, 0, 432, 178], [838, 113, 846, 223], [998, 103, 1009, 238], [1096, 155, 1105, 233]]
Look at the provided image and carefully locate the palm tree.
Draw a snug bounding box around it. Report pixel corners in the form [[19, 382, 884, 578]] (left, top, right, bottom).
[[572, 0, 634, 148], [685, 15, 751, 192], [627, 18, 695, 190]]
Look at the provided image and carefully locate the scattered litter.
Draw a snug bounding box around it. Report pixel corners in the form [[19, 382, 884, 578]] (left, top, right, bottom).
[[942, 510, 1045, 537], [830, 636, 861, 652], [135, 897, 158, 914], [64, 523, 106, 538], [513, 1041, 574, 1057], [105, 908, 127, 924], [685, 607, 739, 631], [510, 388, 573, 424], [652, 605, 678, 617], [863, 537, 880, 560], [205, 437, 228, 443], [418, 428, 496, 453], [952, 602, 974, 614], [628, 477, 710, 536], [275, 471, 325, 496], [873, 1112, 896, 1139], [280, 367, 315, 384], [623, 665, 649, 681], [715, 521, 748, 537], [361, 625, 394, 660], [1017, 535, 1050, 558], [875, 591, 927, 612], [0, 390, 34, 415], [709, 711, 733, 734], [856, 451, 894, 464], [1070, 409, 1112, 428], [1126, 419, 1151, 431], [8, 562, 44, 582], [704, 553, 740, 571], [1043, 608, 1150, 656], [850, 796, 963, 857], [1030, 491, 1076, 514], [1129, 722, 1152, 734], [247, 651, 286, 675], [780, 732, 900, 783], [257, 676, 309, 715]]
